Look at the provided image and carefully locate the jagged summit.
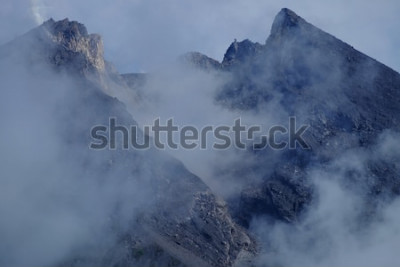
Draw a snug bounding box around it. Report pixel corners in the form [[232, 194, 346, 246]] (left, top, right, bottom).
[[43, 18, 90, 38], [269, 8, 305, 38], [222, 39, 263, 67], [186, 8, 329, 70], [0, 18, 106, 74], [40, 18, 105, 71], [266, 7, 357, 58], [218, 8, 326, 69]]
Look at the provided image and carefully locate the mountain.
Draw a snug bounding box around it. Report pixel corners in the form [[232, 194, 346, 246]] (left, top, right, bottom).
[[183, 8, 400, 228], [2, 7, 400, 267], [0, 18, 255, 267]]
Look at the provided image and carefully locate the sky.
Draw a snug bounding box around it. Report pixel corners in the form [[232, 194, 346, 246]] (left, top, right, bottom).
[[1, 0, 400, 73], [1, 1, 400, 266]]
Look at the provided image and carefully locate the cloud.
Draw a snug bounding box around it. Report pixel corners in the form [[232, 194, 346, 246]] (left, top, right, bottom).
[[250, 131, 400, 266], [30, 0, 49, 24], [0, 39, 155, 266], [1, 1, 400, 266]]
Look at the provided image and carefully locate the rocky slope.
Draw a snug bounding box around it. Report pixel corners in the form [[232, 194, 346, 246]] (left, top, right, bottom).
[[186, 8, 400, 227], [0, 18, 255, 267], [2, 7, 400, 267]]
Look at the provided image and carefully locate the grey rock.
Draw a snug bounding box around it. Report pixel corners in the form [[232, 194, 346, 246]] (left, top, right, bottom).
[[0, 19, 256, 267], [211, 8, 400, 226], [221, 39, 263, 69]]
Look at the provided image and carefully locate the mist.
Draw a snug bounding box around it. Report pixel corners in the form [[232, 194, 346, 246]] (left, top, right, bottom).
[[1, 1, 400, 267], [115, 6, 400, 265], [0, 42, 157, 266], [251, 131, 400, 266]]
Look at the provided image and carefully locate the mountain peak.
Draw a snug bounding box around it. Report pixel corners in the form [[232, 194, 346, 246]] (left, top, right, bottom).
[[277, 8, 301, 22], [269, 8, 306, 40], [43, 18, 89, 38], [41, 18, 105, 72], [222, 39, 263, 67], [220, 9, 306, 67]]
